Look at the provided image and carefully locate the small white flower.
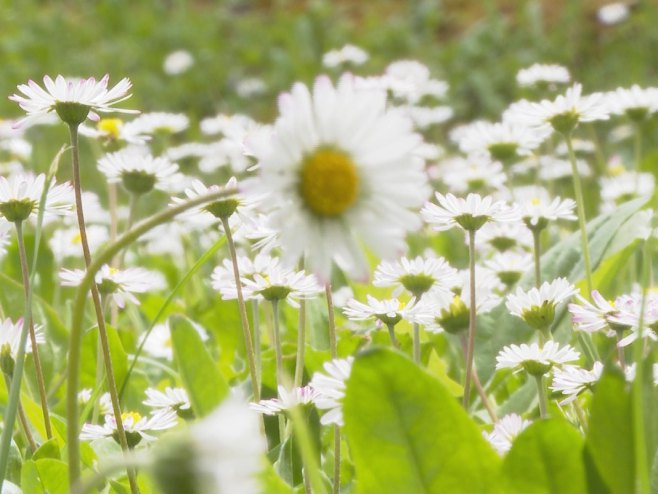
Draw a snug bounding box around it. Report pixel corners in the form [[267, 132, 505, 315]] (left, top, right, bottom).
[[600, 170, 654, 212], [241, 264, 323, 308], [78, 117, 150, 145], [310, 357, 354, 426], [98, 148, 183, 194], [483, 413, 532, 454], [0, 173, 73, 223], [0, 317, 44, 358], [514, 185, 577, 228], [373, 255, 459, 298], [569, 290, 622, 334], [440, 156, 507, 193], [10, 74, 137, 126], [506, 278, 579, 329], [138, 320, 209, 360], [80, 409, 178, 446], [484, 251, 532, 288], [322, 44, 369, 67], [402, 105, 454, 129], [597, 2, 630, 25], [343, 296, 409, 327], [211, 253, 281, 301], [496, 341, 580, 376], [123, 112, 189, 135], [535, 155, 592, 181], [455, 121, 548, 161], [236, 77, 268, 98], [476, 221, 533, 252], [144, 387, 191, 415], [250, 385, 318, 416], [550, 362, 604, 405], [163, 50, 194, 75], [421, 192, 520, 232], [516, 64, 570, 88], [607, 292, 658, 347], [606, 85, 658, 121]]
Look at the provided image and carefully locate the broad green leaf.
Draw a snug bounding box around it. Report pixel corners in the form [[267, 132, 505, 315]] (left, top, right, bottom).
[[35, 458, 69, 494], [586, 370, 633, 494], [80, 324, 128, 392], [171, 314, 228, 416], [21, 394, 65, 445], [261, 461, 295, 494], [33, 437, 60, 460], [344, 347, 501, 494], [502, 419, 587, 494], [651, 446, 658, 494], [20, 460, 45, 494], [426, 349, 463, 397], [498, 378, 537, 417]]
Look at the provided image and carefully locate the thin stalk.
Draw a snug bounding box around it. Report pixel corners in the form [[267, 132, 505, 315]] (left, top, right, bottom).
[[463, 229, 478, 409], [253, 301, 262, 391], [632, 237, 651, 494], [15, 221, 53, 439], [573, 400, 588, 432], [535, 375, 549, 419], [3, 375, 37, 453], [532, 228, 542, 288], [634, 124, 643, 192], [459, 335, 497, 422], [271, 300, 286, 441], [385, 323, 400, 349], [565, 134, 593, 296], [67, 124, 140, 494], [294, 297, 306, 388], [412, 322, 421, 363], [219, 216, 259, 402], [325, 285, 340, 494], [289, 404, 328, 494], [66, 186, 236, 489]]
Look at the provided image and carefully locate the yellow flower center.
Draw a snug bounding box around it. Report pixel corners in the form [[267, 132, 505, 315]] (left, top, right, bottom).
[[71, 233, 82, 245], [299, 148, 359, 217], [98, 118, 124, 139], [531, 197, 541, 206], [609, 165, 626, 176], [122, 411, 142, 423]]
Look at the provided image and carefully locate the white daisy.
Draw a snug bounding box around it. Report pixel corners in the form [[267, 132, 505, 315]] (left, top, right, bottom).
[[384, 60, 449, 103], [59, 265, 164, 309], [49, 224, 108, 262], [515, 64, 570, 88], [144, 387, 192, 417], [138, 320, 209, 360], [476, 221, 533, 252], [123, 112, 189, 135], [78, 117, 150, 145], [535, 155, 592, 181], [0, 317, 45, 358], [310, 356, 354, 426], [506, 278, 579, 330], [10, 74, 136, 126], [401, 105, 454, 129], [597, 2, 631, 25], [80, 409, 178, 447], [483, 413, 532, 454], [0, 222, 12, 259], [98, 148, 183, 195], [322, 44, 369, 68], [440, 156, 507, 193], [606, 292, 658, 347], [211, 253, 281, 301], [606, 85, 658, 122], [236, 77, 268, 98], [455, 121, 548, 162], [421, 192, 520, 232], [240, 264, 322, 308], [513, 185, 577, 229], [343, 295, 409, 327], [0, 173, 73, 223], [550, 362, 604, 405], [200, 113, 258, 138], [554, 139, 596, 156], [163, 50, 195, 75], [197, 139, 252, 174], [504, 83, 609, 135], [496, 341, 580, 376], [484, 251, 533, 288], [250, 385, 318, 416], [600, 171, 654, 212], [568, 290, 625, 334], [373, 255, 459, 298], [247, 74, 430, 280]]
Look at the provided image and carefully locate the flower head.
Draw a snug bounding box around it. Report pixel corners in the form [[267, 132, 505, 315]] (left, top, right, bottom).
[[421, 192, 520, 232], [144, 387, 192, 418], [516, 64, 570, 88], [343, 295, 409, 327], [496, 341, 580, 376], [322, 44, 369, 68], [310, 356, 354, 426], [241, 264, 322, 308], [80, 409, 178, 447], [550, 362, 604, 405], [483, 414, 532, 454], [506, 278, 579, 330], [250, 385, 318, 416], [10, 74, 137, 126], [373, 255, 459, 298], [0, 173, 73, 223]]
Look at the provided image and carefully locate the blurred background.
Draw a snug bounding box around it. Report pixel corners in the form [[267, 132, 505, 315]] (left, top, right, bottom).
[[2, 0, 657, 123]]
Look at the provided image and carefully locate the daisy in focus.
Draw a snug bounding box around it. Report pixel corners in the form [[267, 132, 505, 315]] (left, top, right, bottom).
[[496, 341, 580, 376], [506, 278, 579, 330], [247, 74, 430, 280], [250, 385, 318, 416], [550, 362, 604, 405], [0, 173, 73, 223], [80, 409, 178, 447], [373, 255, 459, 298]]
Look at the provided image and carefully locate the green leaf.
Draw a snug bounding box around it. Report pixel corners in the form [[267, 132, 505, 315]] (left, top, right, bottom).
[[344, 347, 501, 494], [585, 370, 633, 494], [33, 437, 61, 460], [650, 446, 658, 494], [171, 314, 228, 417], [20, 460, 45, 494], [35, 458, 69, 494], [501, 419, 587, 494], [261, 461, 295, 494], [426, 349, 463, 397], [80, 324, 128, 391]]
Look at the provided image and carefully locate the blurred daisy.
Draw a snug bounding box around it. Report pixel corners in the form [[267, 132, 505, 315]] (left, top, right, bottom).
[[421, 192, 519, 232], [0, 173, 73, 223], [49, 224, 108, 262], [484, 251, 532, 288], [476, 222, 533, 252], [10, 74, 136, 126], [606, 292, 658, 347], [247, 74, 430, 281], [568, 290, 625, 334], [606, 85, 658, 122], [496, 341, 580, 376], [455, 121, 548, 162], [139, 321, 209, 360], [550, 362, 603, 405], [250, 385, 318, 416], [163, 50, 194, 75], [144, 387, 192, 417], [98, 148, 183, 195], [514, 186, 577, 230], [124, 112, 189, 135], [440, 156, 507, 193], [59, 264, 164, 308], [322, 44, 369, 68], [506, 278, 578, 330], [384, 60, 449, 103], [402, 105, 454, 129], [516, 64, 570, 88], [373, 255, 459, 298], [78, 117, 149, 145], [310, 356, 354, 426], [200, 113, 258, 138], [597, 2, 630, 25], [343, 296, 409, 343], [80, 409, 177, 447], [211, 253, 280, 301], [600, 171, 654, 212], [241, 264, 322, 308], [483, 413, 532, 454], [236, 77, 268, 98], [536, 155, 592, 181], [0, 317, 44, 359]]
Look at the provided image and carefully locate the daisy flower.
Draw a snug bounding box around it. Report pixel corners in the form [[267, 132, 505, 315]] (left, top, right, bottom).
[[0, 173, 73, 223], [152, 395, 266, 494], [236, 77, 268, 98], [144, 387, 192, 418], [138, 320, 209, 360], [310, 356, 354, 426], [163, 50, 194, 75], [59, 264, 164, 308], [484, 251, 532, 288], [496, 341, 580, 376], [78, 117, 150, 145], [49, 224, 109, 262], [606, 85, 658, 122], [421, 192, 520, 232], [240, 264, 322, 308], [122, 112, 189, 135], [597, 2, 631, 25], [505, 83, 609, 135], [606, 292, 658, 347], [10, 74, 137, 126], [476, 221, 533, 252], [515, 64, 570, 88], [211, 253, 280, 301], [98, 148, 183, 195], [0, 317, 44, 359], [80, 409, 178, 447], [455, 121, 548, 162], [483, 413, 532, 454], [600, 171, 654, 212], [250, 385, 318, 416], [513, 185, 577, 230], [506, 278, 579, 330], [550, 362, 604, 405], [247, 74, 430, 281], [440, 156, 507, 193], [343, 295, 409, 329], [568, 290, 626, 334], [322, 44, 369, 68], [373, 255, 459, 298], [200, 113, 258, 138]]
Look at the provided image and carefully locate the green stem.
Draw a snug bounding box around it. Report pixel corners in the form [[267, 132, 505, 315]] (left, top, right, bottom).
[[535, 374, 549, 419], [412, 322, 421, 363], [634, 123, 643, 172], [565, 133, 593, 296], [459, 335, 497, 423], [288, 404, 328, 494], [532, 228, 542, 288], [15, 221, 53, 439], [463, 229, 478, 410], [324, 284, 340, 494], [385, 323, 400, 349], [3, 374, 37, 453], [253, 301, 262, 391], [65, 164, 238, 489], [294, 297, 305, 388], [68, 124, 140, 494], [271, 300, 286, 441], [220, 216, 259, 402]]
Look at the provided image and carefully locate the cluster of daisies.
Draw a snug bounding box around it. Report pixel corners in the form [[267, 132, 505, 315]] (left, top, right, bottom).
[[0, 52, 657, 493]]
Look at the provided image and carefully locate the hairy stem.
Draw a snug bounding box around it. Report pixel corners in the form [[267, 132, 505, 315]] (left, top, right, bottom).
[[535, 374, 549, 419], [463, 229, 478, 409]]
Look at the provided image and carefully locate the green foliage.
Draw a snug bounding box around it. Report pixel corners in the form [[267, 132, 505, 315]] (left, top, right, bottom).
[[344, 347, 501, 494]]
